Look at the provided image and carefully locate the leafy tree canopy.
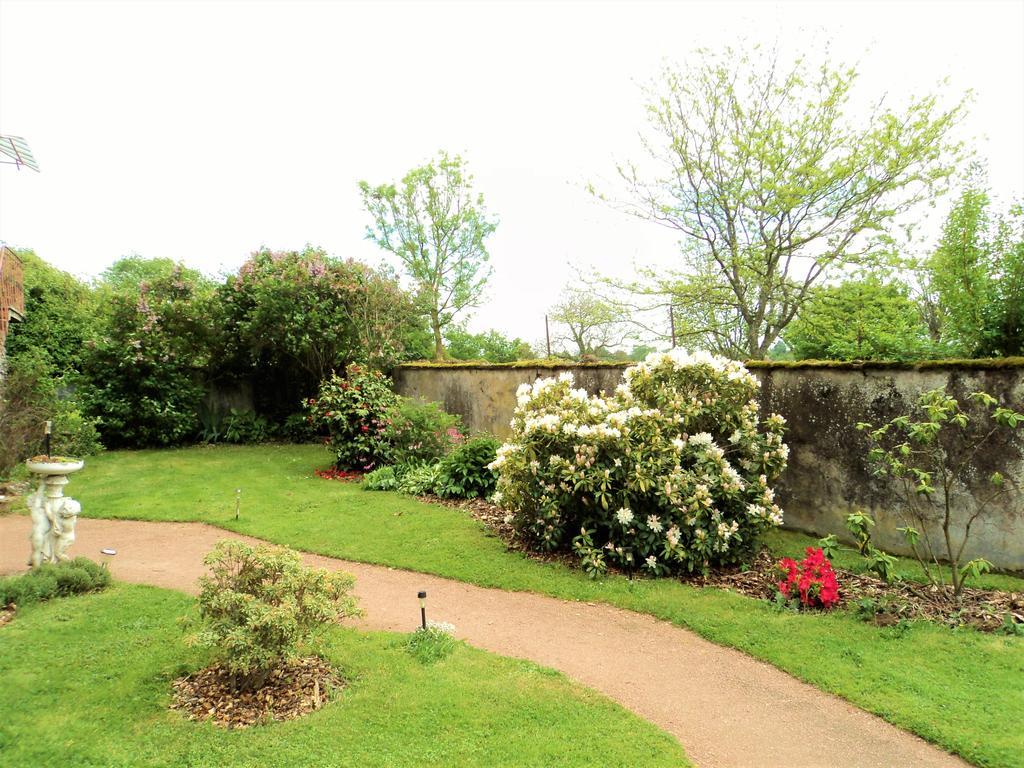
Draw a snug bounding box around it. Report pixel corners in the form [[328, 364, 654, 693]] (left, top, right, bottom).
[[360, 151, 497, 360], [445, 326, 533, 363], [926, 178, 1024, 357], [98, 254, 210, 294], [596, 45, 967, 359], [6, 249, 101, 374], [784, 278, 934, 361]]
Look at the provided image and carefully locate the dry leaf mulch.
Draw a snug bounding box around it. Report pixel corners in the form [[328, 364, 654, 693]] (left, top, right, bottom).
[[688, 550, 1024, 632], [170, 656, 343, 729], [0, 604, 15, 627], [428, 493, 1024, 633]]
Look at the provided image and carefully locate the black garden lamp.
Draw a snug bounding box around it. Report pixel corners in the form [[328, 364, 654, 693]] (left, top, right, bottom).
[[418, 590, 427, 630]]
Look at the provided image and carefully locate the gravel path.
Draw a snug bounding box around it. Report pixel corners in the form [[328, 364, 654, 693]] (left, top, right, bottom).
[[0, 515, 968, 768]]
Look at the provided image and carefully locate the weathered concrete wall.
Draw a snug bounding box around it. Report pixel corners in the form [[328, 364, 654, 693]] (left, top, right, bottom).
[[393, 360, 1024, 571]]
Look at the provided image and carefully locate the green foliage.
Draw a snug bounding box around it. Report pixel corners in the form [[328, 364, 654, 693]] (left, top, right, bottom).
[[223, 409, 270, 444], [78, 268, 215, 448], [0, 350, 102, 476], [926, 181, 1024, 357], [785, 279, 934, 361], [549, 288, 632, 358], [405, 624, 459, 664], [435, 435, 500, 499], [306, 364, 397, 470], [445, 326, 533, 362], [361, 151, 497, 360], [495, 351, 788, 576], [818, 512, 897, 583], [98, 254, 207, 294], [187, 540, 361, 690], [858, 387, 1023, 595], [599, 46, 966, 358], [6, 249, 102, 374], [0, 558, 110, 607], [386, 397, 461, 465], [220, 248, 419, 420], [362, 465, 398, 491], [395, 462, 442, 496]]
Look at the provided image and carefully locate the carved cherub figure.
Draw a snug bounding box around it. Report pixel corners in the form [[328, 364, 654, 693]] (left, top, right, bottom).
[[27, 480, 51, 567], [52, 497, 81, 562]]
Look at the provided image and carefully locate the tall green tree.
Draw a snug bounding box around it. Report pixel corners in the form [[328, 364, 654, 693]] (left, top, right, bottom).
[[598, 46, 966, 359], [360, 151, 497, 360], [6, 250, 101, 374], [445, 326, 532, 363], [784, 278, 933, 361], [927, 184, 1024, 357], [549, 288, 633, 358]]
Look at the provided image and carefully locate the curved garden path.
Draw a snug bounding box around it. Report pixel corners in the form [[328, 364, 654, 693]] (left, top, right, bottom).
[[0, 515, 967, 768]]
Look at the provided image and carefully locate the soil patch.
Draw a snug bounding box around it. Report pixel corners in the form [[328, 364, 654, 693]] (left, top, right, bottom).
[[170, 656, 343, 729]]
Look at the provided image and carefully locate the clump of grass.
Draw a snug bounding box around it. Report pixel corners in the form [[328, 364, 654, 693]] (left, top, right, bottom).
[[0, 558, 111, 607], [405, 622, 459, 664]]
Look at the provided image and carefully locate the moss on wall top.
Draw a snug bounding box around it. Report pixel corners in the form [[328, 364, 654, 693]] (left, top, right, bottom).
[[395, 357, 1024, 372]]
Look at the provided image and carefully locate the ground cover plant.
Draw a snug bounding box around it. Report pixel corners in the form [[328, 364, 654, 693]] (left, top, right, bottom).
[[0, 584, 688, 767], [69, 445, 1024, 768], [0, 557, 110, 608]]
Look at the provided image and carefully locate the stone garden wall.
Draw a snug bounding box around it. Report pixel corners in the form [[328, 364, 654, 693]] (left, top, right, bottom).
[[393, 359, 1024, 571]]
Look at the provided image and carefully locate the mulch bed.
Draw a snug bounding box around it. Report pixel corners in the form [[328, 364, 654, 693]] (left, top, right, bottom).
[[170, 656, 343, 729], [434, 493, 1024, 633], [314, 468, 364, 482], [690, 550, 1024, 632]]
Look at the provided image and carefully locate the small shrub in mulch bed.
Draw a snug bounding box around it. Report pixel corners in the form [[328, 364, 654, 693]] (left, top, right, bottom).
[[171, 657, 343, 729]]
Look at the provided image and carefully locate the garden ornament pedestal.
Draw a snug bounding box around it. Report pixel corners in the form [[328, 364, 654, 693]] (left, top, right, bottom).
[[25, 459, 84, 568]]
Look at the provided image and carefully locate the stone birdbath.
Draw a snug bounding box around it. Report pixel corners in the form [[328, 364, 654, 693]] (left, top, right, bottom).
[[25, 456, 84, 567]]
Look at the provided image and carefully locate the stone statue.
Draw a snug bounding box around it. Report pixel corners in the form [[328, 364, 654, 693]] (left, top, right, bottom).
[[52, 497, 81, 562], [26, 471, 82, 567]]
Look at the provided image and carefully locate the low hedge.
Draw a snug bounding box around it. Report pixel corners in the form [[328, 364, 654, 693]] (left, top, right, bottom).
[[0, 558, 111, 607]]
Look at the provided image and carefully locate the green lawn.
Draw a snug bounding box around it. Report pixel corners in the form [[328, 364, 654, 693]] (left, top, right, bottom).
[[59, 445, 1024, 768], [0, 585, 688, 767]]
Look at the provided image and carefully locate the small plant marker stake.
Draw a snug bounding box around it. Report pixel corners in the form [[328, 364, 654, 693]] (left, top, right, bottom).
[[418, 591, 427, 630], [235, 488, 241, 520]]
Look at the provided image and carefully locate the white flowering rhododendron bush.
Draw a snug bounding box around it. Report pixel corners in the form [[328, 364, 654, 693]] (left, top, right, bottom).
[[490, 350, 789, 576]]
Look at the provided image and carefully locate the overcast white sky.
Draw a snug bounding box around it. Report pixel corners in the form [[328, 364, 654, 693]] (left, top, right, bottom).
[[2, 0, 1023, 346]]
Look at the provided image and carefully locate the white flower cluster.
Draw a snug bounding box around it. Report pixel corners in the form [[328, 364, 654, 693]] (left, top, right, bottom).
[[493, 353, 788, 576]]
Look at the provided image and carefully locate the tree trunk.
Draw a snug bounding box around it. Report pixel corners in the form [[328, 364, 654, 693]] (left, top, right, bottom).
[[431, 310, 446, 361]]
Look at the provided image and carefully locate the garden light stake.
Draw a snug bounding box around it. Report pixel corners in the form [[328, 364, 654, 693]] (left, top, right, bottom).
[[418, 590, 427, 630]]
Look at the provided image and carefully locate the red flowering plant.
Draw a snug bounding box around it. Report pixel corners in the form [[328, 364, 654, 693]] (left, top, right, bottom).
[[776, 547, 840, 610], [305, 364, 397, 471]]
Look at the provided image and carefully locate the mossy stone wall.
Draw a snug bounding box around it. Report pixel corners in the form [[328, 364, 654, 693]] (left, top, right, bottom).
[[393, 360, 1024, 570]]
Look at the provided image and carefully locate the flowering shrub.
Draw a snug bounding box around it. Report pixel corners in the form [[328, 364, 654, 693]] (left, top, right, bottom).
[[490, 350, 788, 576], [776, 547, 840, 609], [306, 364, 397, 470]]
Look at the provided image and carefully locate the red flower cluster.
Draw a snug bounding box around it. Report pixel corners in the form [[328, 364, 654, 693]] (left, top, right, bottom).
[[315, 468, 363, 482], [776, 547, 839, 609]]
